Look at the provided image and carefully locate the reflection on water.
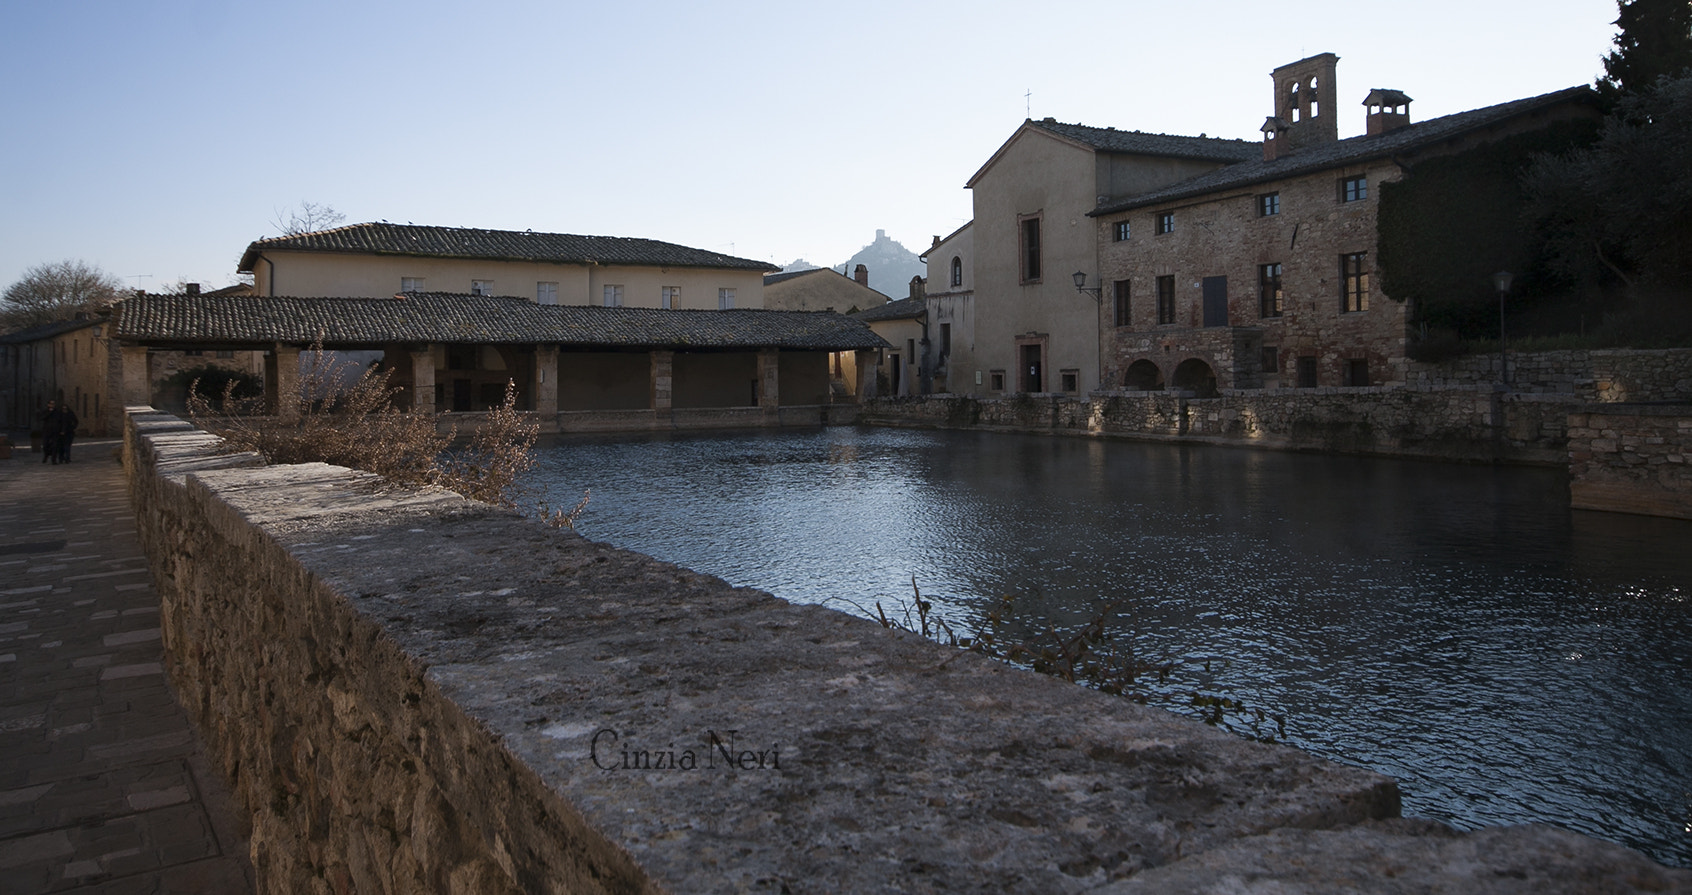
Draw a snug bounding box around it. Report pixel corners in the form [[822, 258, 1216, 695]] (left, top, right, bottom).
[[527, 426, 1692, 867]]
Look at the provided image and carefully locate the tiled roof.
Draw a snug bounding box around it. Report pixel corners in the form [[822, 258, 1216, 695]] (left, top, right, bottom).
[[112, 293, 888, 351], [1028, 120, 1261, 163], [852, 296, 926, 323], [238, 223, 781, 274], [0, 316, 106, 343], [764, 268, 829, 286], [1092, 86, 1595, 216]]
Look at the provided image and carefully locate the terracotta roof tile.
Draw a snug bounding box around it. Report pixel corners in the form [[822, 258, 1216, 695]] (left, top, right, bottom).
[[238, 223, 780, 274], [112, 293, 888, 351]]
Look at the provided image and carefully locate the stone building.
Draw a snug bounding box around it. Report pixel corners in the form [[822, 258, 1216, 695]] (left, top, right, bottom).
[[240, 222, 778, 310], [0, 315, 112, 437], [920, 222, 975, 394], [762, 265, 890, 313], [953, 120, 1259, 397], [1092, 55, 1595, 393]]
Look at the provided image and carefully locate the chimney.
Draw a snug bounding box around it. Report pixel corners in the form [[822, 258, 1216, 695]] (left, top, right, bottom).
[[185, 282, 200, 296], [909, 276, 925, 300], [1267, 53, 1339, 156], [854, 264, 869, 286], [1364, 88, 1413, 135]]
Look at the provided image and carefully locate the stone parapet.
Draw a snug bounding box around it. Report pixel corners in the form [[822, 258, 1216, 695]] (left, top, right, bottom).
[[123, 409, 1691, 892], [1406, 347, 1692, 403]]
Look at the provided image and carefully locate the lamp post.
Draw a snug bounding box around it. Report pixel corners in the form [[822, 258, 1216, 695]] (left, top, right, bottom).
[[1493, 270, 1513, 388]]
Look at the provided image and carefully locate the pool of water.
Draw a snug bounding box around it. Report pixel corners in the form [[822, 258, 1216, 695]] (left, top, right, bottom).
[[525, 426, 1692, 867]]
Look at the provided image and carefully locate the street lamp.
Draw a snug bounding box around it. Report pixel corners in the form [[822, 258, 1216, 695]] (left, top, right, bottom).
[[1072, 271, 1103, 303], [1493, 270, 1513, 387]]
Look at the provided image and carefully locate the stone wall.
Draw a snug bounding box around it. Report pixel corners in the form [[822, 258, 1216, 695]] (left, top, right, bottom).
[[1406, 347, 1692, 402], [123, 409, 1691, 892], [864, 387, 1572, 465], [1568, 405, 1692, 519]]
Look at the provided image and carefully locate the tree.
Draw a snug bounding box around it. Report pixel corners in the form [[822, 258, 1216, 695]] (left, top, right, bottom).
[[1601, 0, 1692, 96], [1523, 72, 1692, 293], [0, 260, 124, 332], [271, 201, 346, 237]]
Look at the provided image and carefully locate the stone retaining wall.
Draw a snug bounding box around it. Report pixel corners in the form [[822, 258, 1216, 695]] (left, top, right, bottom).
[[1568, 404, 1692, 520], [1405, 347, 1692, 402], [864, 388, 1572, 465], [123, 408, 1691, 893]]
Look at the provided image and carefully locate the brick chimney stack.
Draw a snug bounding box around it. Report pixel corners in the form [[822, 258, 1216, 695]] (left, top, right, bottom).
[[185, 283, 200, 296], [854, 264, 868, 286], [1364, 88, 1413, 135]]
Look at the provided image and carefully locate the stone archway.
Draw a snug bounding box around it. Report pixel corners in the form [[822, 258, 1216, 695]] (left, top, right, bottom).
[[1172, 358, 1219, 397], [1123, 359, 1165, 391]]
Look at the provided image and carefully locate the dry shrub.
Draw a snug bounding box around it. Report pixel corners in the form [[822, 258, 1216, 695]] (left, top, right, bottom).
[[188, 343, 543, 508]]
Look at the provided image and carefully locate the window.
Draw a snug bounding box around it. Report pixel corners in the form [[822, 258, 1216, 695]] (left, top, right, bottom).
[[471, 279, 493, 296], [949, 257, 962, 287], [183, 349, 203, 357], [537, 282, 558, 305], [216, 350, 234, 359], [1113, 221, 1131, 242], [1297, 356, 1318, 388], [401, 276, 424, 293], [662, 286, 679, 309], [1019, 216, 1042, 282], [1340, 175, 1367, 203], [1344, 358, 1370, 387], [940, 323, 951, 359], [602, 285, 624, 307], [1113, 280, 1131, 327], [1060, 369, 1080, 393], [1156, 275, 1176, 324], [1261, 347, 1279, 376], [989, 369, 1006, 391], [718, 288, 735, 309], [1258, 263, 1283, 318], [1341, 252, 1369, 312], [1258, 193, 1280, 216], [1155, 212, 1174, 235]]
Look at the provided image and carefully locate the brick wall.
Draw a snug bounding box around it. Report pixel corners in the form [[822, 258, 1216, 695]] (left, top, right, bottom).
[[1405, 348, 1692, 402]]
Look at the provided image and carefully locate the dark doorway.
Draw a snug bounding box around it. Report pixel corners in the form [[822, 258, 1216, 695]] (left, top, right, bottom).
[[890, 353, 902, 395], [1172, 358, 1219, 397], [1202, 276, 1228, 328], [1021, 344, 1043, 393], [452, 379, 472, 412], [1297, 356, 1319, 388], [1124, 360, 1164, 390]]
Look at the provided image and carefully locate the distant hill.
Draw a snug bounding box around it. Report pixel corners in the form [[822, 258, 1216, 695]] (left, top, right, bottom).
[[835, 231, 924, 298], [779, 259, 822, 273]]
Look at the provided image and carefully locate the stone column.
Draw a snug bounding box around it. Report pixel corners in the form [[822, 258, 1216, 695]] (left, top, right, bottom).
[[269, 344, 301, 423], [410, 347, 436, 415], [757, 349, 780, 410], [117, 344, 150, 420], [533, 345, 558, 418], [856, 349, 878, 399], [650, 350, 673, 411]]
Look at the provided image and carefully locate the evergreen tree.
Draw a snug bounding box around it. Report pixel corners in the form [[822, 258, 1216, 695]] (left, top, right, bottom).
[[1601, 0, 1692, 95]]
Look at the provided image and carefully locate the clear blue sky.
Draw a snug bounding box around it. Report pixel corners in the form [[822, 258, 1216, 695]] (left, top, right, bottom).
[[0, 0, 1619, 292]]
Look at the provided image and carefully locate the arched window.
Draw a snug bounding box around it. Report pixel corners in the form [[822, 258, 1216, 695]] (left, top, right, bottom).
[[949, 256, 962, 287]]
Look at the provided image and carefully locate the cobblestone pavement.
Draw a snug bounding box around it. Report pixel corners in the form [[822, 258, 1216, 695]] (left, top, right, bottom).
[[0, 438, 253, 894]]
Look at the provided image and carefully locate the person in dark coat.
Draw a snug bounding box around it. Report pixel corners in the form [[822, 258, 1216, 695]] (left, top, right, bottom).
[[55, 404, 78, 463], [39, 400, 59, 464]]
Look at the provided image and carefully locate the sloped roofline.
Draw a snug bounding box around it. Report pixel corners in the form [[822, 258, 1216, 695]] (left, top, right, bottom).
[[965, 119, 1258, 189], [1091, 85, 1595, 216], [920, 220, 974, 262], [238, 222, 780, 275]]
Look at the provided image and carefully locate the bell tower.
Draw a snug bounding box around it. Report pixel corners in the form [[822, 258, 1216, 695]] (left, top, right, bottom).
[[1263, 53, 1339, 158]]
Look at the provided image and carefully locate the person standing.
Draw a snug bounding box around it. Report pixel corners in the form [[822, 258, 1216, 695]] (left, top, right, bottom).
[[39, 400, 59, 464], [56, 403, 78, 463]]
